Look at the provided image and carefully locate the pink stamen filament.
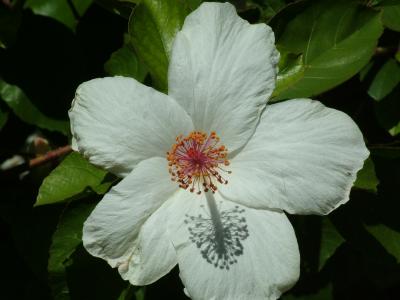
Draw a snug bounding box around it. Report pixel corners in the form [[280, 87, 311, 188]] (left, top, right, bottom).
[[167, 131, 231, 194]]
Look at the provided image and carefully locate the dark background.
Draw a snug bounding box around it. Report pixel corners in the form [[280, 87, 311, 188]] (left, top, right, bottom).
[[1, 0, 399, 299]]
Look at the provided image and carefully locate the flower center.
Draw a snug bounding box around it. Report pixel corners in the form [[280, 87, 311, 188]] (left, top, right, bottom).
[[167, 131, 231, 194]]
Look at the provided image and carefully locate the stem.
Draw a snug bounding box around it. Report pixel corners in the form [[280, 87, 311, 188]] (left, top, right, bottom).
[[29, 145, 72, 168], [1, 0, 11, 8]]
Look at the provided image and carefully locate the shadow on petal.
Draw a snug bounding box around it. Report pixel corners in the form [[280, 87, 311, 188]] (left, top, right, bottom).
[[184, 194, 249, 270]]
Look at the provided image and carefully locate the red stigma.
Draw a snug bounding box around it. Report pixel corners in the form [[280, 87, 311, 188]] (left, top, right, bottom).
[[167, 131, 231, 194]]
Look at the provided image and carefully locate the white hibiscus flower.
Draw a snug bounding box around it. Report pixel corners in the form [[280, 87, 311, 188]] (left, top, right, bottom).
[[69, 2, 369, 300]]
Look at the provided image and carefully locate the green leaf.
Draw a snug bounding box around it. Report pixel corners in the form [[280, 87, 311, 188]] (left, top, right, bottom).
[[381, 0, 400, 31], [368, 59, 400, 101], [388, 122, 400, 136], [367, 224, 400, 262], [104, 45, 147, 82], [319, 218, 344, 270], [251, 0, 286, 21], [0, 3, 21, 49], [354, 157, 379, 192], [36, 152, 115, 206], [0, 80, 69, 135], [48, 201, 95, 300], [359, 61, 374, 82], [0, 107, 8, 129], [117, 285, 146, 300], [135, 287, 146, 300], [95, 0, 135, 19], [25, 0, 93, 31], [117, 285, 134, 300], [187, 0, 203, 10], [272, 52, 305, 100], [374, 85, 400, 136], [272, 0, 383, 100], [128, 0, 190, 91]]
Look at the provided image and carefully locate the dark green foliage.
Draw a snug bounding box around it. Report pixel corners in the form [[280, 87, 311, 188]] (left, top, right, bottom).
[[0, 0, 399, 299]]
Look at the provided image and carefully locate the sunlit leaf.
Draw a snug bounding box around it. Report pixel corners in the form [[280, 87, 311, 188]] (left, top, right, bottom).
[[24, 0, 93, 31], [368, 59, 400, 101], [271, 0, 383, 100], [48, 201, 95, 300], [367, 224, 400, 263], [0, 80, 69, 135], [128, 0, 190, 91], [36, 152, 116, 206], [319, 218, 344, 270], [354, 157, 379, 192], [104, 45, 147, 81]]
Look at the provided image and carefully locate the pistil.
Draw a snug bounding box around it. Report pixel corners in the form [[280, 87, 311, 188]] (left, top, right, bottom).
[[167, 131, 231, 194]]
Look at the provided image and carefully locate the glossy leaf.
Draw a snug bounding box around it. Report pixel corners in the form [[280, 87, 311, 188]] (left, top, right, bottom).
[[0, 80, 69, 135], [319, 218, 344, 270], [354, 157, 379, 192], [368, 59, 400, 101], [128, 0, 190, 91], [104, 45, 147, 82], [272, 52, 305, 100], [367, 224, 400, 262], [35, 152, 115, 206], [24, 0, 93, 31], [272, 0, 383, 100], [48, 201, 95, 300]]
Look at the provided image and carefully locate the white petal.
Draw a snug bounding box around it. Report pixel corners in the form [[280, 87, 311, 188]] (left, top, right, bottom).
[[69, 76, 193, 177], [167, 192, 299, 300], [82, 157, 178, 284], [119, 198, 178, 285], [219, 99, 369, 215], [168, 2, 279, 152]]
